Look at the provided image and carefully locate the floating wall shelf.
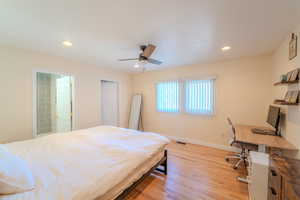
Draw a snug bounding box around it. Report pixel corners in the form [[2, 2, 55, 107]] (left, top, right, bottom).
[[274, 80, 299, 86], [274, 100, 299, 106]]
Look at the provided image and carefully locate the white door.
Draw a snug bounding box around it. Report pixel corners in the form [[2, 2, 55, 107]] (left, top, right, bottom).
[[101, 80, 119, 126], [56, 76, 72, 132]]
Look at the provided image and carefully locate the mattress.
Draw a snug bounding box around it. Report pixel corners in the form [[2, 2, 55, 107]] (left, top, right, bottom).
[[0, 126, 169, 200], [98, 149, 165, 200]]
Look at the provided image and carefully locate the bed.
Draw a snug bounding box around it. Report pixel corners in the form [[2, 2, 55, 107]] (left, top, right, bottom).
[[0, 126, 169, 200]]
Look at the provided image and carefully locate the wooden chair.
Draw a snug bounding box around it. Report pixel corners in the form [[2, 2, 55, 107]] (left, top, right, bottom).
[[225, 117, 258, 169]]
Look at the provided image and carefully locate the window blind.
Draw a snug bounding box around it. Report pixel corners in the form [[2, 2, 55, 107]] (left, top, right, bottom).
[[156, 80, 180, 112], [185, 79, 214, 115]]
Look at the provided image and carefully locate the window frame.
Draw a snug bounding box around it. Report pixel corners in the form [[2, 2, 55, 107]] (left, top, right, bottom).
[[155, 77, 216, 116]]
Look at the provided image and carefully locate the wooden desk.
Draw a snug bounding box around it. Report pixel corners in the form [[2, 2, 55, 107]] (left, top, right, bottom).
[[269, 155, 300, 200], [235, 124, 297, 152]]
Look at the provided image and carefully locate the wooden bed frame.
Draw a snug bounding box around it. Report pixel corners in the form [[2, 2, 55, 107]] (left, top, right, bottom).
[[115, 150, 168, 200]]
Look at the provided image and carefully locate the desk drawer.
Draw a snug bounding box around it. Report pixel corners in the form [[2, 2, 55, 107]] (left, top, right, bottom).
[[269, 167, 281, 192], [268, 186, 280, 200], [283, 182, 300, 200]]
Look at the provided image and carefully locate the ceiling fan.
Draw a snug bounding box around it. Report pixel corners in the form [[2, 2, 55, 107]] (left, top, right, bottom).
[[118, 44, 162, 67]]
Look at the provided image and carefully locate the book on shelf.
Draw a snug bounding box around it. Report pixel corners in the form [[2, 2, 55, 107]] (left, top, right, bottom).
[[290, 69, 299, 82], [289, 91, 300, 103], [284, 91, 292, 102]]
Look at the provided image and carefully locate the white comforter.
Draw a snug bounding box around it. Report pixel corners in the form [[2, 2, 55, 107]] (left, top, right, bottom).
[[0, 126, 169, 200]]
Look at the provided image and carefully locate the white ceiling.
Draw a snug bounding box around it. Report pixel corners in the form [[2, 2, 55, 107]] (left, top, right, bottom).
[[1, 0, 300, 72]]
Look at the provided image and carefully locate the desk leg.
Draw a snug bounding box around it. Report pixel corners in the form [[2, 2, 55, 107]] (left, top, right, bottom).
[[258, 144, 266, 153]]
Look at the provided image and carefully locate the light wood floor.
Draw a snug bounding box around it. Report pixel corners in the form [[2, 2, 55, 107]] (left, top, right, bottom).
[[125, 142, 249, 200]]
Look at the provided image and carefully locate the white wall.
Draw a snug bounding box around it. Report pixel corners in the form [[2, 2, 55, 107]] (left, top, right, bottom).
[[0, 44, 132, 143], [271, 25, 300, 159], [3, 30, 299, 157], [132, 55, 273, 149]]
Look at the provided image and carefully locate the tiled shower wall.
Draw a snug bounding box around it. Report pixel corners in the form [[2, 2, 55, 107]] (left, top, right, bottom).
[[37, 73, 52, 134]]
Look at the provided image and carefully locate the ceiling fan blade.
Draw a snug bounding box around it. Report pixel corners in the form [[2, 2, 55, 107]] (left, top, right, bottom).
[[147, 58, 162, 65], [141, 44, 156, 58], [118, 58, 139, 61]]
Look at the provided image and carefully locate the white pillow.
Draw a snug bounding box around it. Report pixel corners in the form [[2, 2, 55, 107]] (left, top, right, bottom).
[[0, 145, 35, 194]]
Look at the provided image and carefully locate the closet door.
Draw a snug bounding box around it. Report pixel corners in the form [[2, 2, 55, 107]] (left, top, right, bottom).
[[101, 80, 119, 126]]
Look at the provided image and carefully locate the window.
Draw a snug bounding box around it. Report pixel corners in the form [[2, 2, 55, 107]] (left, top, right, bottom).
[[156, 79, 215, 115], [185, 79, 214, 115], [156, 80, 180, 112]]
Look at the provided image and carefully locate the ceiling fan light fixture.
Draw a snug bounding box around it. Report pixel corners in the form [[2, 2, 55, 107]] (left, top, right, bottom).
[[62, 40, 73, 47], [222, 46, 231, 51], [118, 44, 162, 67]]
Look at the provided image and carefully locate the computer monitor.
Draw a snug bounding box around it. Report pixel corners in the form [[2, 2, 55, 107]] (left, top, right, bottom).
[[267, 105, 281, 134]]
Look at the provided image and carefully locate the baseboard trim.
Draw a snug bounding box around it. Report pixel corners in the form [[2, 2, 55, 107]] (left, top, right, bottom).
[[167, 135, 239, 152]]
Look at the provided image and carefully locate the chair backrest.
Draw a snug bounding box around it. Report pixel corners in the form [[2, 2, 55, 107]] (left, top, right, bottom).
[[227, 117, 236, 142], [227, 117, 233, 126]]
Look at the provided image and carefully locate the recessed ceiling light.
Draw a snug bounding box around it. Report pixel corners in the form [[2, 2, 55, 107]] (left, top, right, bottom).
[[134, 63, 140, 68], [222, 46, 231, 51], [62, 41, 72, 47]]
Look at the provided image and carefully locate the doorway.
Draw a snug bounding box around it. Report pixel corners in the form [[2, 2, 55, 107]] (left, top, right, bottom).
[[34, 72, 74, 136], [101, 80, 119, 126]]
